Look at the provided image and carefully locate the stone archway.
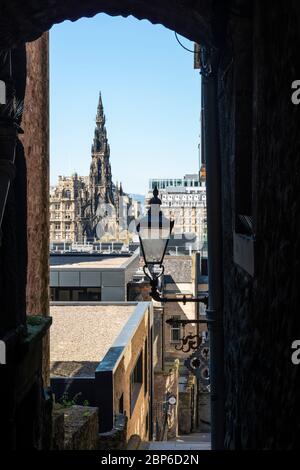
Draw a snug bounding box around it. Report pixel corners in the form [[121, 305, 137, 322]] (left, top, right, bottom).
[[0, 0, 216, 50], [0, 0, 230, 451]]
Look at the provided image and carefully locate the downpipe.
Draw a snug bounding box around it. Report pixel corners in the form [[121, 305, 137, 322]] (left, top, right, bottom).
[[201, 45, 225, 450]]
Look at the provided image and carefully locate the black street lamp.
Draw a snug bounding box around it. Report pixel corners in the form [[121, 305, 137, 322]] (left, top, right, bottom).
[[136, 187, 208, 306]]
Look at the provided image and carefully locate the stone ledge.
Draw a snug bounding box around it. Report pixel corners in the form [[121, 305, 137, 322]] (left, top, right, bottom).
[[98, 414, 127, 450], [53, 405, 99, 450], [126, 434, 141, 450]]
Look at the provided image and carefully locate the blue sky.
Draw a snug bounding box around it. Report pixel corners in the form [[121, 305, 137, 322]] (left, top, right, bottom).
[[50, 14, 201, 195]]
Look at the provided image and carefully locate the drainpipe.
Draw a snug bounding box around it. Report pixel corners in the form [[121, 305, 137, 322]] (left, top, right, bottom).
[[201, 45, 225, 450]]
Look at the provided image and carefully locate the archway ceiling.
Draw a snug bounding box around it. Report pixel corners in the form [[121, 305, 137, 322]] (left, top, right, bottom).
[[0, 0, 213, 49]]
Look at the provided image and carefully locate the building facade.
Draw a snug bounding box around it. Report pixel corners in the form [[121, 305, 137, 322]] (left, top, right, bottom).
[[50, 93, 133, 244], [49, 174, 89, 243], [50, 252, 139, 302], [147, 174, 207, 251], [50, 301, 153, 440]]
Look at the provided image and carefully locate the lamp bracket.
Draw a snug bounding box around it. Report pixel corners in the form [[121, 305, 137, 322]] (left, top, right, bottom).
[[149, 277, 209, 305]]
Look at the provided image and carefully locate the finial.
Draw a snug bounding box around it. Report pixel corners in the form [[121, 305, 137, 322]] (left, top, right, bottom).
[[149, 186, 161, 205]]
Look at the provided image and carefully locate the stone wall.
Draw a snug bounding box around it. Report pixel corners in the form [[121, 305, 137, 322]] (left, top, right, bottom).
[[153, 360, 179, 440], [98, 415, 127, 450], [127, 280, 151, 301], [20, 33, 50, 385], [21, 34, 49, 317], [108, 305, 151, 442], [198, 390, 211, 433], [178, 374, 196, 435], [52, 405, 99, 450], [219, 0, 300, 449]]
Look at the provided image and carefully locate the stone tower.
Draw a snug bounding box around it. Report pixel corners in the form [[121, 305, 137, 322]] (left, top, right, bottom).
[[89, 92, 115, 214]]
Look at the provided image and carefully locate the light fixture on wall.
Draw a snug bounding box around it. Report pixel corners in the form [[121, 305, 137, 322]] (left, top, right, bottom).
[[136, 187, 208, 306]]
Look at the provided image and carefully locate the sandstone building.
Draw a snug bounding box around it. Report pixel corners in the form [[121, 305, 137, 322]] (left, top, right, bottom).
[[50, 93, 132, 245], [147, 174, 207, 252]]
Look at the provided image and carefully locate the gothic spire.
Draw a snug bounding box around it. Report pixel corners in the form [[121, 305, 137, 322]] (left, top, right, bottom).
[[96, 91, 105, 126], [92, 91, 107, 154], [90, 92, 114, 208]]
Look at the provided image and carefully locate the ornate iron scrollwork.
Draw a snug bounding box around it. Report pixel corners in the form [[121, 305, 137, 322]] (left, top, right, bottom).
[[184, 339, 210, 386], [175, 332, 202, 353]]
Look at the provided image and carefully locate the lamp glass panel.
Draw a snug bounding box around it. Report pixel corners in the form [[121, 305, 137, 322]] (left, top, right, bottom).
[[141, 238, 168, 264], [137, 206, 173, 264]]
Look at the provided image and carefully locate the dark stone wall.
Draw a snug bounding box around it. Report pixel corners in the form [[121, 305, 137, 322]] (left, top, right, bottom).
[[0, 47, 27, 332], [219, 1, 300, 449]]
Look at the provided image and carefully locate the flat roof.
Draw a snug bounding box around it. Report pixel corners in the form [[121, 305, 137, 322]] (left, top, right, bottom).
[[50, 304, 136, 377], [50, 255, 134, 270]]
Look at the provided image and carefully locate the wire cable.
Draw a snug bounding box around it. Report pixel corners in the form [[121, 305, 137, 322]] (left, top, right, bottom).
[[174, 31, 198, 54]]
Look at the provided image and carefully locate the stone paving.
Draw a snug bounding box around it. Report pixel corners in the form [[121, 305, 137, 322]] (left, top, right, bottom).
[[146, 433, 211, 451]]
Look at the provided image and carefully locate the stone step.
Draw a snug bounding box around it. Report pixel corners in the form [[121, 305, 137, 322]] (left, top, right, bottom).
[[145, 433, 211, 451]]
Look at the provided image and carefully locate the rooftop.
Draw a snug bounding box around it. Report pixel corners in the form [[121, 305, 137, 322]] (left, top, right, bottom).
[[50, 303, 135, 377], [50, 254, 134, 269]]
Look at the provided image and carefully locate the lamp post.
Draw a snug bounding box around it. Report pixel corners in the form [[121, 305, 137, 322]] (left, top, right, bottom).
[[136, 187, 208, 306]]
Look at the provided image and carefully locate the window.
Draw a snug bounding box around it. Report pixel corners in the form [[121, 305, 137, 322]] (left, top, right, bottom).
[[130, 350, 143, 415], [119, 394, 124, 414], [56, 288, 71, 301], [170, 315, 181, 343], [144, 338, 148, 395], [55, 223, 61, 230], [65, 224, 71, 231], [54, 204, 60, 210], [50, 287, 101, 302]]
